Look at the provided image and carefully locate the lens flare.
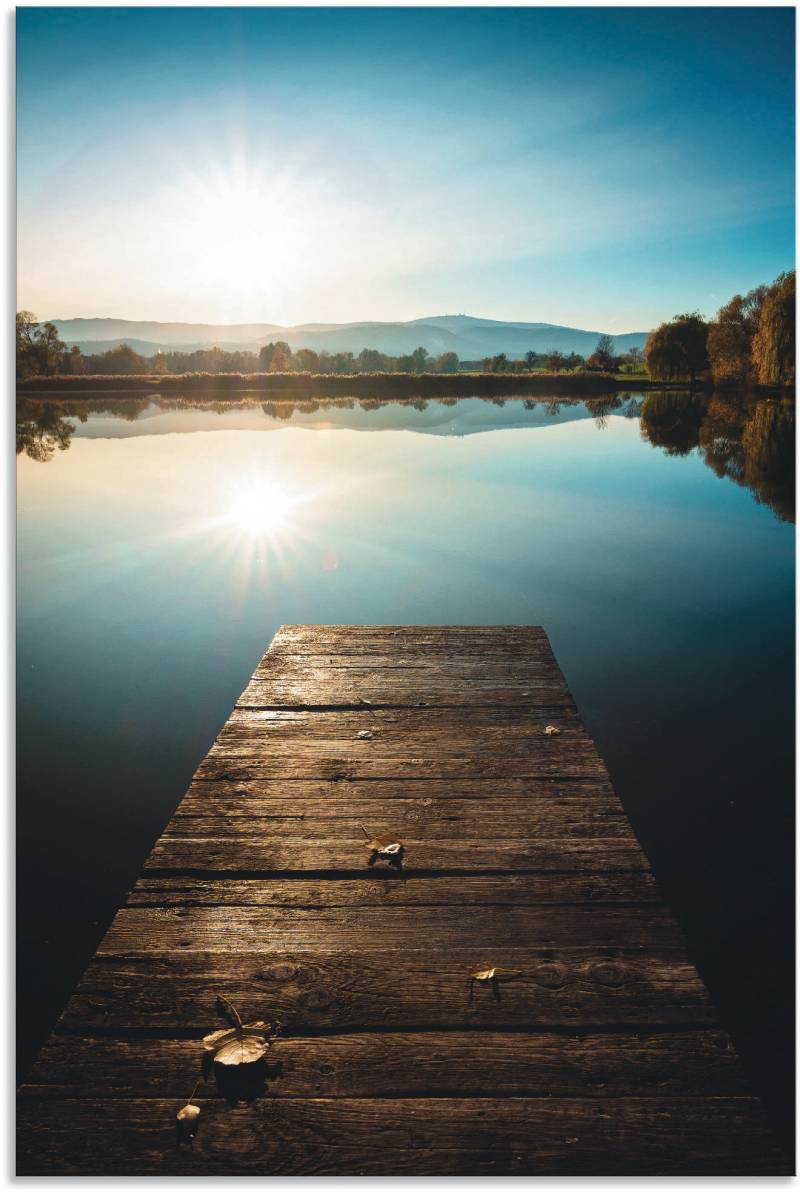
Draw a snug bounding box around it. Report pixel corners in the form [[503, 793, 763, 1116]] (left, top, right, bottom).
[[225, 479, 298, 538]]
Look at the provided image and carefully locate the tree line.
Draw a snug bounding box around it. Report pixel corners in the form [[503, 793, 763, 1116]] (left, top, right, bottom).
[[15, 326, 463, 378], [480, 339, 643, 374], [16, 313, 644, 379], [643, 271, 795, 387]]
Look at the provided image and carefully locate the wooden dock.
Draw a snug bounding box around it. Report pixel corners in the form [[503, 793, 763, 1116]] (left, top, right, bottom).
[[17, 625, 786, 1175]]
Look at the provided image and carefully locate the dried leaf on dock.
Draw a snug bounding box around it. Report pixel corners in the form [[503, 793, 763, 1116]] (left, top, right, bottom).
[[203, 996, 277, 1066]]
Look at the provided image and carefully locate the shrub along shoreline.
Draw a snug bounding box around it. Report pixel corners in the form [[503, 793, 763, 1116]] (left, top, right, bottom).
[[15, 370, 749, 399]]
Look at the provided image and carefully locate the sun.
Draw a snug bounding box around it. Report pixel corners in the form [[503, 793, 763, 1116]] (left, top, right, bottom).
[[149, 146, 375, 322], [225, 478, 298, 538]]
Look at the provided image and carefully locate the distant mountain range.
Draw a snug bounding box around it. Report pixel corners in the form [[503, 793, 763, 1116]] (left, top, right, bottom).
[[49, 314, 650, 360]]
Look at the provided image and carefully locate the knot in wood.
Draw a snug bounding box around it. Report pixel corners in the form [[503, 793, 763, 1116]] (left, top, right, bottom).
[[590, 960, 630, 988]]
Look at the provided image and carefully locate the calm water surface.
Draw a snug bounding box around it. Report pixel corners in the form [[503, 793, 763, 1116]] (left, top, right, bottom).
[[17, 393, 794, 1145]]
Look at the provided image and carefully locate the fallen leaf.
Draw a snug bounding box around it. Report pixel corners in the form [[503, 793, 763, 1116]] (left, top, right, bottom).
[[471, 967, 497, 981], [211, 1031, 271, 1066], [176, 1103, 201, 1128], [359, 824, 403, 856], [203, 998, 277, 1067], [355, 729, 374, 740], [365, 835, 403, 855], [544, 725, 561, 736], [176, 1082, 202, 1136]]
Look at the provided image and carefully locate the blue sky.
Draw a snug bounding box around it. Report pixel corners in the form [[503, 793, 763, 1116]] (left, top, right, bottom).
[[17, 6, 795, 330]]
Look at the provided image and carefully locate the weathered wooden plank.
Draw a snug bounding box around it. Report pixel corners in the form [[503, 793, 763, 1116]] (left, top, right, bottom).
[[271, 624, 551, 646], [180, 775, 616, 805], [238, 675, 575, 709], [97, 905, 687, 955], [255, 654, 566, 673], [263, 646, 565, 662], [170, 790, 623, 815], [144, 836, 650, 874], [229, 707, 581, 731], [128, 872, 661, 907], [24, 1030, 748, 1099], [262, 648, 558, 661], [57, 950, 718, 1033], [16, 1096, 786, 1176], [223, 706, 582, 729], [165, 797, 633, 839], [197, 749, 606, 781], [274, 625, 551, 637]]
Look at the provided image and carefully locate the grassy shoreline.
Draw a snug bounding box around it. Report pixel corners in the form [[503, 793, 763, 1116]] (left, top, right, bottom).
[[17, 369, 683, 398]]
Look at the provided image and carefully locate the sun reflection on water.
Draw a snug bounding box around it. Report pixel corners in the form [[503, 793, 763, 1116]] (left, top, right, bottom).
[[223, 478, 304, 539]]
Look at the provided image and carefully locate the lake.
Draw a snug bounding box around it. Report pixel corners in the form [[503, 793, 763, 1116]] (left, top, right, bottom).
[[16, 391, 794, 1145]]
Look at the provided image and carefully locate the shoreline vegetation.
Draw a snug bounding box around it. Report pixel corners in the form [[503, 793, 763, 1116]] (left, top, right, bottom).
[[16, 370, 693, 397], [15, 371, 794, 399]]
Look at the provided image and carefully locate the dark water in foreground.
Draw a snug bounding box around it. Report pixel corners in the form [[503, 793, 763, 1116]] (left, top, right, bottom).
[[17, 392, 794, 1146]]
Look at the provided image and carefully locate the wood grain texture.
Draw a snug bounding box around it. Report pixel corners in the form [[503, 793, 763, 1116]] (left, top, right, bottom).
[[178, 775, 618, 806], [24, 1030, 749, 1099], [143, 836, 650, 874], [165, 794, 633, 838], [17, 625, 784, 1175], [58, 949, 718, 1032], [17, 1097, 784, 1175], [96, 905, 689, 955], [129, 871, 661, 906]]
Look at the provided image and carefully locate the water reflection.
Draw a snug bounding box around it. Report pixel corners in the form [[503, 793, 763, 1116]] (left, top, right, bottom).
[[640, 392, 795, 522], [223, 476, 309, 539], [16, 391, 795, 523], [16, 403, 77, 462]]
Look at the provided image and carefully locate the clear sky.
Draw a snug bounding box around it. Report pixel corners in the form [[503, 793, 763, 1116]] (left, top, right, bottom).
[[17, 6, 795, 331]]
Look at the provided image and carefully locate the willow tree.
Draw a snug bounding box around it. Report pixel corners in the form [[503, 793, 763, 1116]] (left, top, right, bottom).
[[644, 313, 709, 383], [751, 271, 795, 386], [706, 285, 767, 386]]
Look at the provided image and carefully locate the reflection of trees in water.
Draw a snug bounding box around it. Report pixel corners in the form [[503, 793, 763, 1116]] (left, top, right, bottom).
[[16, 403, 77, 462], [705, 397, 795, 523], [16, 396, 149, 462], [585, 395, 623, 430], [262, 401, 298, 420], [637, 392, 707, 455], [19, 391, 793, 523], [641, 392, 795, 522]]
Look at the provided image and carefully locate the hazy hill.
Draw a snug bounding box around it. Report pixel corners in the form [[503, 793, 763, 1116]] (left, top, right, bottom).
[[50, 314, 650, 360]]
